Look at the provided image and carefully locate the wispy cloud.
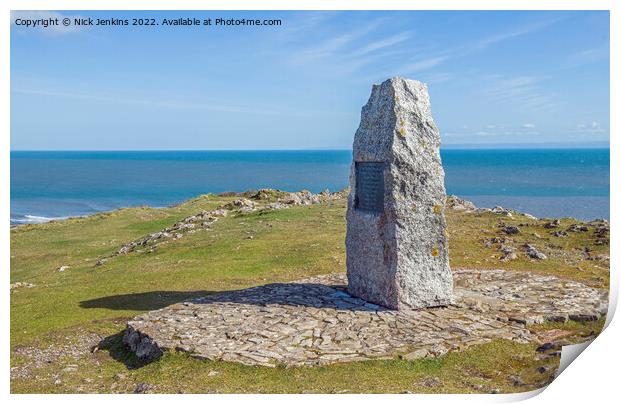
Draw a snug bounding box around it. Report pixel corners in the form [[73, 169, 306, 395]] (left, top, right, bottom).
[[399, 56, 448, 74], [568, 46, 609, 66], [445, 122, 540, 140], [423, 72, 454, 85], [484, 75, 557, 110], [12, 87, 321, 116], [470, 18, 560, 51], [576, 121, 606, 134], [287, 19, 415, 77], [351, 31, 411, 57], [393, 17, 561, 77], [290, 24, 379, 64]]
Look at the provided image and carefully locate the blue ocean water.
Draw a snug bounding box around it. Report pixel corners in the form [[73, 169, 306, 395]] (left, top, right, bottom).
[[10, 149, 609, 224]]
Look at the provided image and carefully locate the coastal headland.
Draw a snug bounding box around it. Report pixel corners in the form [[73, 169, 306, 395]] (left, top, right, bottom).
[[10, 189, 609, 393]]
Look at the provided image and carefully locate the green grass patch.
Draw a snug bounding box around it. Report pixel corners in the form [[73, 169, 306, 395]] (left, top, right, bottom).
[[10, 196, 608, 393]]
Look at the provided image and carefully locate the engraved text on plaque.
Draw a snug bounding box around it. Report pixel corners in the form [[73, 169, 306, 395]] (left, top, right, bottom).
[[355, 162, 385, 213]]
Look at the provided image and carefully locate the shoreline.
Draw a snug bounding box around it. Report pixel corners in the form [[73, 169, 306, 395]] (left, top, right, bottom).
[[10, 189, 609, 229]]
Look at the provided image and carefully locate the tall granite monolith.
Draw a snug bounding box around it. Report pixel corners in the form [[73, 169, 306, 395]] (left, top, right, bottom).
[[345, 77, 453, 310]]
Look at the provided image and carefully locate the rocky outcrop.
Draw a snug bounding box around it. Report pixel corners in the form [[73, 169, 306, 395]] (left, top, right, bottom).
[[96, 189, 348, 264], [112, 209, 223, 257], [446, 195, 476, 212]]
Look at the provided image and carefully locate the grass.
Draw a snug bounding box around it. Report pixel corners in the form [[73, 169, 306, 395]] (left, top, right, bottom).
[[10, 194, 609, 393]]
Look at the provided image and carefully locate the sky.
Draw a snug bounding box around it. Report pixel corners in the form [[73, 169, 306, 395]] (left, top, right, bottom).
[[10, 10, 610, 150]]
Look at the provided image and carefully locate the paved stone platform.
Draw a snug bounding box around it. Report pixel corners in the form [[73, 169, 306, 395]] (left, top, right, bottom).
[[123, 270, 608, 367]]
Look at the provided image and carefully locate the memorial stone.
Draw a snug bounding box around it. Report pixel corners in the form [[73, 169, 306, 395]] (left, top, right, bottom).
[[345, 77, 453, 309]]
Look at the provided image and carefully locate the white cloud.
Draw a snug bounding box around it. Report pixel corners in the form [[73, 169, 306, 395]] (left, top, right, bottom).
[[522, 123, 536, 129], [576, 121, 605, 133]]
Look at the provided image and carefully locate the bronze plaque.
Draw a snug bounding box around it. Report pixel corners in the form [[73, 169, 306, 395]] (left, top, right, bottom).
[[355, 162, 385, 213]]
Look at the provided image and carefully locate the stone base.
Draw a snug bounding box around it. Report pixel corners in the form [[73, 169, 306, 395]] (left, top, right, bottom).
[[124, 270, 607, 367]]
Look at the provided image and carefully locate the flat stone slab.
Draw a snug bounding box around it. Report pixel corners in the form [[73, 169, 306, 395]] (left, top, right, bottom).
[[124, 270, 608, 367]]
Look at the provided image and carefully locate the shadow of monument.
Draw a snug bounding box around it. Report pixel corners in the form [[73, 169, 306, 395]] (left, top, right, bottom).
[[79, 290, 210, 311], [79, 280, 388, 312]]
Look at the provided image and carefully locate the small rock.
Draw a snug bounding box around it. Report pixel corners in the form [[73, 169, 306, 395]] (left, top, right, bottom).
[[95, 258, 108, 266], [498, 245, 517, 262], [402, 348, 429, 360], [524, 244, 547, 260], [537, 365, 550, 374], [227, 198, 257, 210], [536, 342, 556, 352], [507, 374, 524, 387], [10, 282, 34, 290], [134, 382, 151, 394], [568, 224, 588, 232], [551, 231, 568, 237], [421, 377, 443, 388], [569, 312, 599, 322], [502, 226, 520, 235], [491, 206, 513, 217], [266, 202, 289, 210], [57, 265, 70, 272], [543, 219, 561, 229], [207, 370, 219, 377], [500, 252, 517, 262]]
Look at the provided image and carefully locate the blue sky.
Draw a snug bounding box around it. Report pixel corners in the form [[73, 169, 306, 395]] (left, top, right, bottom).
[[11, 10, 609, 150]]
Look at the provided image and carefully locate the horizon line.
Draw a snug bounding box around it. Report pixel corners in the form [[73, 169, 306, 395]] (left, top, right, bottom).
[[10, 145, 611, 152]]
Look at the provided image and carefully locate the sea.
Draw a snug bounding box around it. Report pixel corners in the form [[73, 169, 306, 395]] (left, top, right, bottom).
[[10, 149, 610, 225]]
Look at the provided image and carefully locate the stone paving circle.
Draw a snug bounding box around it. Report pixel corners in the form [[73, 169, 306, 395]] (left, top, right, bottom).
[[123, 269, 608, 367]]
